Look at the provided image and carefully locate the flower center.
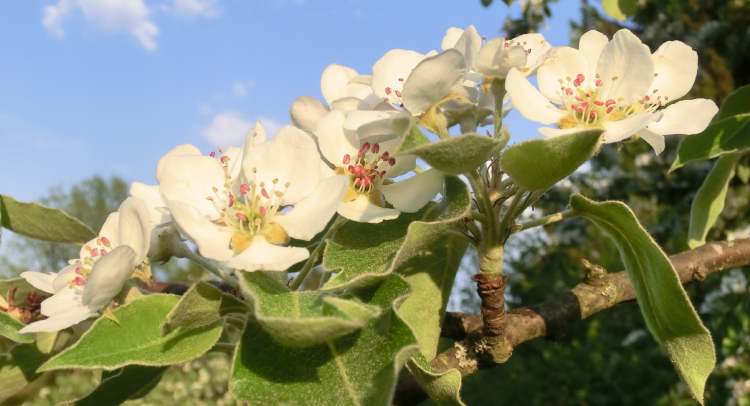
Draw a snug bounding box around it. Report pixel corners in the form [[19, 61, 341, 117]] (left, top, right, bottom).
[[207, 152, 291, 254], [338, 142, 395, 203], [555, 73, 659, 129], [71, 236, 113, 287]]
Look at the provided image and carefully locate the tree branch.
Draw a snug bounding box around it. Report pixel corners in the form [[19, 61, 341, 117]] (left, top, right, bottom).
[[429, 238, 750, 377]]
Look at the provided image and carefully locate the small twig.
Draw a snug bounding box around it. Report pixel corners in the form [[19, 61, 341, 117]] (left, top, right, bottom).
[[289, 216, 346, 290], [516, 209, 576, 232]]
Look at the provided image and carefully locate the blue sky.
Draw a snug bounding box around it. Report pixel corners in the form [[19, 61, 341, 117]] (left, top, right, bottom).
[[0, 0, 579, 201]]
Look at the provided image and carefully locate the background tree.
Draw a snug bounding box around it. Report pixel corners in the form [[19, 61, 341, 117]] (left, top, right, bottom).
[[447, 1, 750, 404]]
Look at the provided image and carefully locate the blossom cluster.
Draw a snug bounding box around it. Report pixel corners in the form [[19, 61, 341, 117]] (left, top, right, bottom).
[[17, 26, 718, 334]]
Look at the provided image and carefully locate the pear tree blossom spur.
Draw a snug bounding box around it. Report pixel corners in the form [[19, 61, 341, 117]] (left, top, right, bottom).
[[19, 197, 152, 334], [506, 28, 718, 153], [158, 125, 347, 272]]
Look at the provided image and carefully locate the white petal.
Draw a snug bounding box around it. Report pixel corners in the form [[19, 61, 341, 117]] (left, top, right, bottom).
[[603, 112, 655, 143], [157, 153, 225, 219], [97, 212, 121, 247], [330, 97, 364, 112], [321, 64, 358, 105], [291, 96, 328, 133], [223, 146, 244, 182], [638, 129, 666, 154], [441, 27, 464, 50], [381, 169, 444, 213], [578, 30, 609, 71], [243, 126, 322, 204], [648, 41, 698, 103], [156, 144, 202, 180], [403, 49, 467, 116], [117, 197, 151, 262], [476, 38, 527, 78], [372, 49, 425, 105], [82, 245, 137, 310], [647, 99, 719, 136], [41, 286, 83, 317], [19, 306, 96, 334], [250, 121, 267, 144], [315, 110, 359, 164], [596, 29, 654, 104], [52, 266, 78, 292], [226, 237, 309, 272], [347, 110, 413, 145], [505, 68, 565, 125], [274, 175, 347, 241], [20, 271, 57, 294], [129, 182, 170, 225], [337, 195, 400, 223], [167, 200, 234, 262], [446, 25, 481, 69], [510, 33, 551, 72], [537, 47, 590, 104]]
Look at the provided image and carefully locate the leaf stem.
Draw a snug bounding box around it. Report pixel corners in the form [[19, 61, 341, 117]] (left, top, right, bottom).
[[179, 247, 238, 289], [516, 209, 576, 232], [289, 216, 347, 290]]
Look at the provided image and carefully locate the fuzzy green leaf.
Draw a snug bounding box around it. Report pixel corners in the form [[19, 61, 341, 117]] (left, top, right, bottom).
[[0, 312, 34, 344], [239, 272, 381, 348], [688, 153, 740, 249], [162, 282, 246, 335], [230, 275, 419, 405], [501, 129, 603, 190], [571, 194, 716, 404], [323, 176, 470, 293], [323, 211, 423, 291], [39, 294, 222, 371], [397, 125, 431, 152], [407, 354, 464, 406], [670, 113, 750, 171], [0, 344, 48, 403], [0, 194, 95, 244], [399, 134, 504, 175], [74, 365, 166, 405]]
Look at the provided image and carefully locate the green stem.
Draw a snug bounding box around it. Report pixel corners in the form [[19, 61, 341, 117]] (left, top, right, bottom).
[[516, 209, 576, 232], [289, 216, 347, 290], [467, 172, 497, 243], [498, 191, 525, 240], [491, 78, 506, 140], [180, 247, 238, 288]]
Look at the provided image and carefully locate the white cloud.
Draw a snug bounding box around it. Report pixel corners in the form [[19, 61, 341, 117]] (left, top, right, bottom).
[[43, 0, 159, 51], [202, 111, 282, 147], [231, 80, 255, 97], [166, 0, 220, 18]]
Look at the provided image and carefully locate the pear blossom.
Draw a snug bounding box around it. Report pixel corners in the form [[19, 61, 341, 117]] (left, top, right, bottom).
[[506, 29, 719, 153], [290, 64, 382, 133], [315, 109, 444, 223], [158, 124, 347, 272], [129, 181, 183, 262], [19, 197, 152, 334]]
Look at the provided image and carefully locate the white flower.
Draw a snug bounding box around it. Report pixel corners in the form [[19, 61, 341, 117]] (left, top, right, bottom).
[[315, 109, 444, 223], [19, 197, 152, 334], [158, 124, 346, 272], [290, 64, 381, 133], [129, 181, 183, 262], [506, 29, 719, 153]]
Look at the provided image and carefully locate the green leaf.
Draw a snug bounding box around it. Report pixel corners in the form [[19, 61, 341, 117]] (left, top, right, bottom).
[[323, 176, 471, 292], [230, 275, 419, 405], [238, 272, 381, 348], [501, 129, 603, 190], [717, 84, 750, 120], [670, 113, 750, 171], [399, 134, 504, 175], [602, 0, 638, 20], [0, 344, 48, 403], [74, 365, 166, 405], [38, 294, 222, 371], [162, 282, 246, 335], [688, 153, 740, 249], [0, 312, 34, 344], [0, 194, 96, 244], [323, 211, 423, 291], [407, 354, 464, 406], [398, 125, 431, 152], [570, 194, 716, 404]]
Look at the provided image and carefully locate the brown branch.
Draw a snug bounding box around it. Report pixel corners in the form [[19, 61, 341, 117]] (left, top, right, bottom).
[[428, 238, 750, 377]]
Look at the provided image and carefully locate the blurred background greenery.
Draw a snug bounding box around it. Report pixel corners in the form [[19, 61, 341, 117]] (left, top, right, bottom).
[[2, 0, 749, 404]]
